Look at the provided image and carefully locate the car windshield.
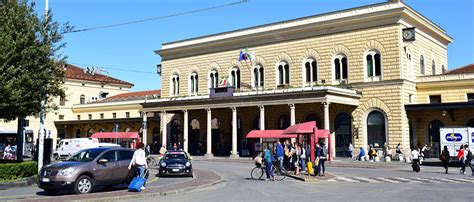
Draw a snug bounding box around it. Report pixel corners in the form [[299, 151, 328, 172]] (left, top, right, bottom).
[[65, 148, 107, 162], [164, 153, 187, 161]]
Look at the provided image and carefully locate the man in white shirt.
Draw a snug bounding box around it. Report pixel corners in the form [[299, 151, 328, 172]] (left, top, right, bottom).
[[128, 143, 148, 190]]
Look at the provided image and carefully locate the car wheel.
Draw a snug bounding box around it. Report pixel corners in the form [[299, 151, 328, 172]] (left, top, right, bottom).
[[44, 189, 59, 195], [75, 175, 94, 194], [53, 154, 59, 161]]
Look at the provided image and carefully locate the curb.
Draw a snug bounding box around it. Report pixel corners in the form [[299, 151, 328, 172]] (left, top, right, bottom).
[[80, 169, 225, 202], [0, 176, 37, 190]]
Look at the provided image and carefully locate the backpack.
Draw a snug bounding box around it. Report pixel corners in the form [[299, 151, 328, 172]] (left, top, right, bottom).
[[467, 151, 473, 161]]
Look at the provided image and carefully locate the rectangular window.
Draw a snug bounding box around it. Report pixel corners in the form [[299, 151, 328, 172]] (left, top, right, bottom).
[[112, 113, 117, 119], [88, 114, 92, 120], [100, 113, 104, 119], [468, 93, 474, 102], [59, 96, 66, 106], [125, 112, 130, 118], [429, 95, 441, 104], [77, 115, 81, 120], [59, 115, 64, 120]]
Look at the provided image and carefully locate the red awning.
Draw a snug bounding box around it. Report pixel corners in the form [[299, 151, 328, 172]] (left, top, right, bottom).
[[91, 132, 140, 139], [283, 121, 317, 134], [315, 129, 330, 139], [246, 130, 297, 139]]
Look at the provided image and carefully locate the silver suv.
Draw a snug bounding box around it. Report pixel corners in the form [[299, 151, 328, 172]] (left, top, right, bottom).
[[38, 147, 136, 194]]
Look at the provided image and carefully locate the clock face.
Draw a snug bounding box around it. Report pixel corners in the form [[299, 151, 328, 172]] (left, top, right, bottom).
[[403, 29, 415, 41]]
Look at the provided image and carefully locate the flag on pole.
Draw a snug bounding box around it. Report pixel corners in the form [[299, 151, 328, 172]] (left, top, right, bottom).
[[239, 50, 247, 61]]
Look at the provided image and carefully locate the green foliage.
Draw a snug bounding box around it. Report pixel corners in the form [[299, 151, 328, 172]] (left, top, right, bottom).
[[0, 161, 37, 181], [0, 0, 73, 121]]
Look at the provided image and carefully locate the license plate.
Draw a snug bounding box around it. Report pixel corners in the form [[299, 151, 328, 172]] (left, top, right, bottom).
[[42, 178, 50, 182], [172, 169, 179, 172]]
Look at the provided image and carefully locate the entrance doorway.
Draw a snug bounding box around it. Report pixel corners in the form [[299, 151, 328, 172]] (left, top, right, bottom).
[[334, 112, 352, 157], [428, 120, 444, 157]]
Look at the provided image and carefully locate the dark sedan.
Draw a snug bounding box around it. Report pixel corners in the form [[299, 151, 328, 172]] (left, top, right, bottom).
[[158, 151, 193, 177]]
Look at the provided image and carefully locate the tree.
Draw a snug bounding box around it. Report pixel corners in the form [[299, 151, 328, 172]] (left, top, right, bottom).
[[0, 0, 72, 121]]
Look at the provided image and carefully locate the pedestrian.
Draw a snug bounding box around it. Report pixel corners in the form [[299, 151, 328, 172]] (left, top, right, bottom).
[[457, 144, 465, 174], [440, 145, 450, 174], [317, 143, 327, 176], [369, 145, 377, 161], [128, 142, 148, 190], [294, 143, 301, 175], [3, 144, 12, 160], [172, 143, 178, 151], [420, 144, 429, 164], [300, 143, 307, 173], [263, 146, 275, 181], [357, 147, 365, 161], [146, 144, 151, 156], [275, 141, 284, 170], [290, 142, 297, 172], [461, 145, 471, 175], [411, 147, 420, 172], [383, 142, 388, 158], [348, 143, 354, 159]]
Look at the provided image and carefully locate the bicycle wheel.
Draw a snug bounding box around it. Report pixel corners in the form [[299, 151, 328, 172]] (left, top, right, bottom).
[[272, 166, 286, 181], [251, 167, 264, 180]]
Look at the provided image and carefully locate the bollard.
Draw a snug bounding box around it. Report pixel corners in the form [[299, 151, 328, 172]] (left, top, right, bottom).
[[374, 156, 380, 162], [385, 156, 391, 162]]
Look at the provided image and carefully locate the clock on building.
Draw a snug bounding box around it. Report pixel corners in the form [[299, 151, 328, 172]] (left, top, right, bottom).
[[402, 27, 416, 41]]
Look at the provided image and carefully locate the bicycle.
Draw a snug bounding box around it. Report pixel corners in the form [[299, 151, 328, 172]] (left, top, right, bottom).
[[250, 161, 286, 181]]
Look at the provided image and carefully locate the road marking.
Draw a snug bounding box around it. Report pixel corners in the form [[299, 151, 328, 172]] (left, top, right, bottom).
[[387, 177, 413, 183], [450, 178, 474, 183], [410, 177, 440, 183], [373, 177, 400, 183], [334, 177, 358, 182], [350, 177, 379, 183], [434, 178, 461, 183]]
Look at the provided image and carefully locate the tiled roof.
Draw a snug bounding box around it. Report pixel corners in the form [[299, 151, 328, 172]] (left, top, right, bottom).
[[444, 64, 474, 75], [96, 90, 161, 103], [64, 64, 134, 87]]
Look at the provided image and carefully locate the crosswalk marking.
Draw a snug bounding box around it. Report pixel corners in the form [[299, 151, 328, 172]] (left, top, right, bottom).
[[328, 176, 473, 184]]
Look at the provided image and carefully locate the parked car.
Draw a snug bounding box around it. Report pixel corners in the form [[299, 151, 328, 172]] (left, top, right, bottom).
[[158, 151, 193, 177], [38, 147, 136, 194]]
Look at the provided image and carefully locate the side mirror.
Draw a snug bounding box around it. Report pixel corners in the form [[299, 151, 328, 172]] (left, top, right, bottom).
[[188, 156, 193, 160], [98, 159, 108, 164]]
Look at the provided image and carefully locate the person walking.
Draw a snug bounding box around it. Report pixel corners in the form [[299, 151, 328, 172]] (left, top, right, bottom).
[[461, 145, 471, 175], [348, 143, 354, 159], [294, 143, 301, 175], [357, 147, 365, 161], [440, 146, 450, 174], [128, 143, 148, 190], [263, 146, 275, 181], [411, 147, 420, 172], [457, 145, 465, 175], [300, 143, 307, 173], [316, 143, 327, 176], [276, 141, 284, 169]]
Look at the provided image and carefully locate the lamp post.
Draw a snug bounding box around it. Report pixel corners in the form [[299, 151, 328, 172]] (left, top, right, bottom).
[[38, 0, 49, 173]]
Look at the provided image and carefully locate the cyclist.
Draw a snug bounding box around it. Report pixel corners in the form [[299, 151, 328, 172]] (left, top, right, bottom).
[[263, 146, 275, 181]]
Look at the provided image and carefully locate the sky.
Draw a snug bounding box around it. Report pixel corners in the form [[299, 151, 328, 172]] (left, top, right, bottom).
[[33, 0, 474, 92]]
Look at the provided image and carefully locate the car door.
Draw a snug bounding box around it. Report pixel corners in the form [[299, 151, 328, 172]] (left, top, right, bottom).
[[117, 150, 135, 183], [95, 150, 119, 185]]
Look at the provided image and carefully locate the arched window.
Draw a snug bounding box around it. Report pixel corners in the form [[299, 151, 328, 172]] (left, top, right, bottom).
[[170, 74, 180, 96], [304, 58, 318, 85], [277, 61, 290, 85], [277, 115, 290, 129], [209, 70, 219, 89], [75, 129, 81, 138], [432, 60, 436, 75], [334, 54, 348, 82], [80, 94, 85, 104], [366, 50, 381, 78], [420, 55, 425, 75], [230, 67, 241, 89], [466, 119, 474, 127], [367, 111, 386, 148], [189, 72, 198, 95], [252, 116, 260, 130], [305, 113, 322, 129], [253, 65, 264, 88]]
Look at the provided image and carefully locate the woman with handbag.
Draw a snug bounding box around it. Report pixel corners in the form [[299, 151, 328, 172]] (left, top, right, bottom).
[[440, 146, 450, 174]]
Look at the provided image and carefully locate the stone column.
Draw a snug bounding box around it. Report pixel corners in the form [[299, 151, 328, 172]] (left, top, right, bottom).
[[161, 111, 167, 149], [231, 107, 239, 158], [205, 108, 213, 158], [323, 102, 335, 160], [142, 112, 147, 146], [183, 109, 189, 152], [259, 105, 265, 144], [289, 103, 296, 142]]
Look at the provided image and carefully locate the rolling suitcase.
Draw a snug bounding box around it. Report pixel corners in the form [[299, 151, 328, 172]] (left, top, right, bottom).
[[306, 161, 314, 175], [412, 163, 420, 172], [128, 169, 148, 192]]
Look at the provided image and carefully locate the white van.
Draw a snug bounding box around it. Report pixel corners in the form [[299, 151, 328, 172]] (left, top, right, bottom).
[[439, 127, 474, 158], [54, 138, 120, 160]]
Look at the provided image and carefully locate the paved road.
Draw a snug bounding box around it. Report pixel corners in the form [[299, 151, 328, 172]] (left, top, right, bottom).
[[0, 167, 189, 201], [137, 161, 474, 201]]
